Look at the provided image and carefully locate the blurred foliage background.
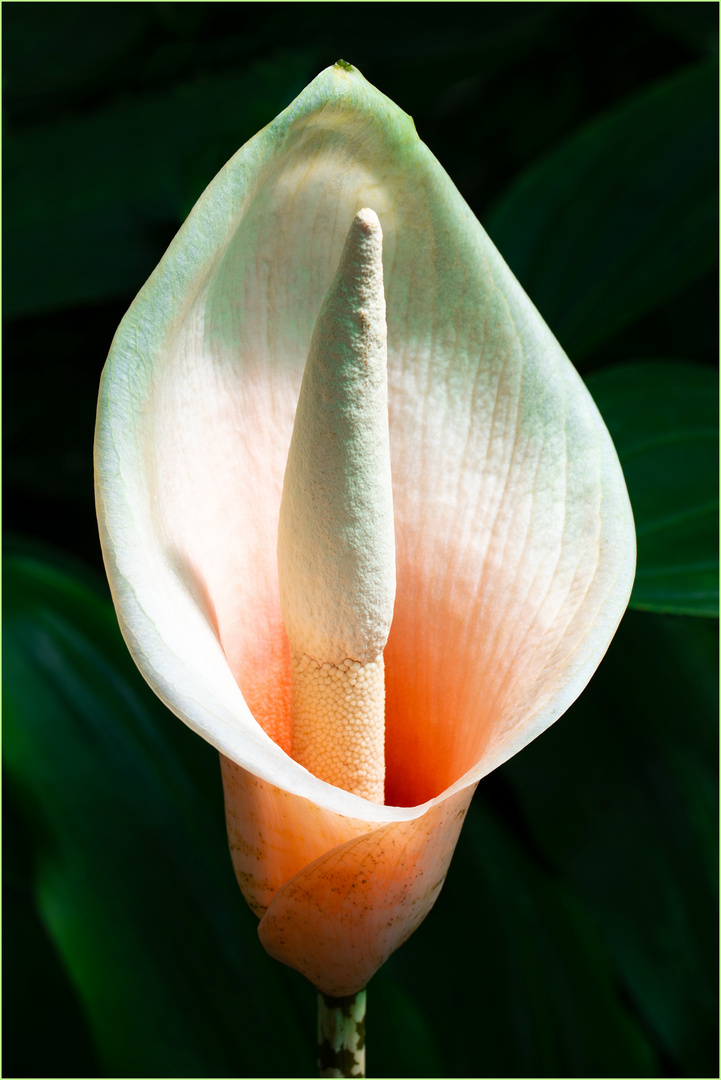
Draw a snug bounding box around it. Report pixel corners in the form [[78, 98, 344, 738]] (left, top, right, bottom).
[[3, 4, 718, 1077]]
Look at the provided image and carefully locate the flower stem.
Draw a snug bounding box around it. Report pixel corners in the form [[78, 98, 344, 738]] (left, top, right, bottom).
[[317, 990, 366, 1078]]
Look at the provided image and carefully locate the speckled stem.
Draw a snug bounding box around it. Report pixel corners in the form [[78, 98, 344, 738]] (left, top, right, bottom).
[[318, 990, 367, 1078]]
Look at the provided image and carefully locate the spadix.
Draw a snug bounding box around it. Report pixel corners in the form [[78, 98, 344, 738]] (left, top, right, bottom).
[[278, 207, 394, 804]]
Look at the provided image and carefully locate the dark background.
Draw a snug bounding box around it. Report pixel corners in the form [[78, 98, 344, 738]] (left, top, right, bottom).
[[4, 4, 718, 1078]]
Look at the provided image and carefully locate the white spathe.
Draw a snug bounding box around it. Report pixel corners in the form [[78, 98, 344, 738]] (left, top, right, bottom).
[[95, 62, 635, 994]]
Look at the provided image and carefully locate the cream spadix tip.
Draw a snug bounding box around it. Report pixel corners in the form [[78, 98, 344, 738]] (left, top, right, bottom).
[[277, 207, 396, 667]]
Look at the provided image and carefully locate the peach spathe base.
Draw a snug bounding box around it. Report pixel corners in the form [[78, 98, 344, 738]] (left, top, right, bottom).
[[221, 755, 475, 996]]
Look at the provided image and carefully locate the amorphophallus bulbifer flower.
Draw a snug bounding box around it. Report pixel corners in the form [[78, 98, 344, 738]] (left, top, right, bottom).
[[95, 61, 635, 1073]]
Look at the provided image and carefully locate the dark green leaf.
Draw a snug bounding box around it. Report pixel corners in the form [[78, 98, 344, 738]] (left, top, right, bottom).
[[386, 796, 659, 1078], [2, 5, 154, 114], [502, 610, 719, 1076], [485, 61, 718, 360], [639, 2, 719, 56], [4, 56, 316, 318], [3, 795, 102, 1078], [3, 547, 314, 1078], [586, 361, 718, 616]]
